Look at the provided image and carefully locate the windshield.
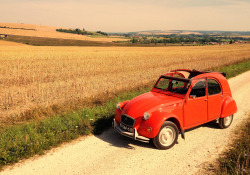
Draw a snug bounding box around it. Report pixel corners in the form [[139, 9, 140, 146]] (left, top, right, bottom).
[[155, 77, 189, 95]]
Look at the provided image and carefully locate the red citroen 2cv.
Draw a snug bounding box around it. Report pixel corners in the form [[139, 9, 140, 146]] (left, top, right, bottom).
[[112, 69, 237, 149]]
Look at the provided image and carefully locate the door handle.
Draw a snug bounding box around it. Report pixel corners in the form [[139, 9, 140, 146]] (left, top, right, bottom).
[[205, 99, 207, 101]]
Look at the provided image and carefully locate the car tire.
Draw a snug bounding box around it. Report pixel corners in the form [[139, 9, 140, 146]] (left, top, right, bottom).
[[153, 121, 179, 150], [219, 115, 233, 129]]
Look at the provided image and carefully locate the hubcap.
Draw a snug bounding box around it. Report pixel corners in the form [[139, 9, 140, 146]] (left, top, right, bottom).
[[159, 127, 175, 146], [224, 115, 233, 126]]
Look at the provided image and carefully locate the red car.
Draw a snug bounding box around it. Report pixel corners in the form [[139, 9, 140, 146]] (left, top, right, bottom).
[[112, 69, 237, 149]]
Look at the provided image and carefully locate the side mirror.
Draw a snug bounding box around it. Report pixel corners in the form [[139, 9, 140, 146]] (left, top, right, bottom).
[[172, 80, 178, 85], [189, 95, 196, 99]]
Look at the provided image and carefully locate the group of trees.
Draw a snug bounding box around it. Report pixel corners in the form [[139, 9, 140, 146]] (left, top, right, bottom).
[[96, 31, 108, 36], [56, 28, 109, 36], [56, 28, 94, 35]]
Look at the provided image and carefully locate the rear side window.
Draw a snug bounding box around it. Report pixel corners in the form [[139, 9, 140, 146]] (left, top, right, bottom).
[[208, 79, 221, 95]]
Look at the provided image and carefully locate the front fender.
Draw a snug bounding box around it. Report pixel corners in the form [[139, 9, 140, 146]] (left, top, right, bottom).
[[221, 96, 237, 118], [137, 112, 181, 138]]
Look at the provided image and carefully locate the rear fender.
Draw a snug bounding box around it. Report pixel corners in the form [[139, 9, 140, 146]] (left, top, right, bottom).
[[221, 96, 237, 118]]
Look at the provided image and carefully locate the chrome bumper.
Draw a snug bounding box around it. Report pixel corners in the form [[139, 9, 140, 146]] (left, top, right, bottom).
[[112, 118, 150, 143]]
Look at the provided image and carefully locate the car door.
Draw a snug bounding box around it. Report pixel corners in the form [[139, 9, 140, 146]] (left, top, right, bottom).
[[183, 79, 207, 129], [207, 78, 223, 120]]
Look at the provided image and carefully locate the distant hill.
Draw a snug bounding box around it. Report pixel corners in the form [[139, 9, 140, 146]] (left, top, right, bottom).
[[0, 23, 128, 43], [136, 30, 202, 35], [112, 30, 250, 37]]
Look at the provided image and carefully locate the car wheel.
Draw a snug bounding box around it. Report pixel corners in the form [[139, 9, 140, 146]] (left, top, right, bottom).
[[153, 121, 179, 150], [219, 115, 233, 129]]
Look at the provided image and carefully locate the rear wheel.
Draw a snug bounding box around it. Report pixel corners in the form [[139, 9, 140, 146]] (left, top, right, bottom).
[[219, 115, 233, 129], [153, 121, 179, 150]]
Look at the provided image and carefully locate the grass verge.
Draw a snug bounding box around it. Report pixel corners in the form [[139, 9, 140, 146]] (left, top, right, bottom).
[[0, 87, 151, 169], [0, 59, 249, 170], [211, 59, 250, 79], [217, 119, 249, 174], [204, 117, 249, 175]]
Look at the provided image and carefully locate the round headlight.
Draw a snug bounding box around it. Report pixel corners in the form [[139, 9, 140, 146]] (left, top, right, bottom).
[[143, 112, 151, 120], [116, 102, 121, 109]]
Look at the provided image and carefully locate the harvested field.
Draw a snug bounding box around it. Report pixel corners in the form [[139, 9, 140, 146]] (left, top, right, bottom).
[[0, 23, 58, 31], [0, 44, 250, 123], [0, 23, 128, 43], [5, 35, 119, 46], [0, 40, 27, 46]]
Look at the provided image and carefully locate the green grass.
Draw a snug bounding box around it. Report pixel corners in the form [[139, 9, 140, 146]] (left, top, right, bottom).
[[0, 116, 91, 169], [219, 59, 250, 78], [0, 87, 151, 169], [87, 34, 109, 38], [0, 60, 249, 170]]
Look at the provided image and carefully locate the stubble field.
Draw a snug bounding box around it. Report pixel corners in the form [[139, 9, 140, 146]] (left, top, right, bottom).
[[0, 44, 250, 124], [0, 23, 128, 43]]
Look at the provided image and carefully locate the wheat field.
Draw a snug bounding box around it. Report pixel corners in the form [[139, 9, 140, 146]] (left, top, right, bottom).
[[0, 44, 250, 123], [0, 23, 128, 42], [0, 40, 27, 46]]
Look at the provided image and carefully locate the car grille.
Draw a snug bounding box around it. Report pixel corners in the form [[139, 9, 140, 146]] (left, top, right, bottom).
[[121, 114, 135, 127]]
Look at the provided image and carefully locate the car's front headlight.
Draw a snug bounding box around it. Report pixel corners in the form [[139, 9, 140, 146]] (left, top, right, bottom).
[[116, 100, 130, 110], [143, 111, 152, 120], [116, 102, 122, 109]]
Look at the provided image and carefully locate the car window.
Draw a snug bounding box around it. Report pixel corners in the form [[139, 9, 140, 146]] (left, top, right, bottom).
[[190, 79, 206, 97], [156, 78, 186, 90], [156, 78, 170, 89], [172, 80, 185, 88], [155, 77, 189, 95], [208, 79, 221, 95]]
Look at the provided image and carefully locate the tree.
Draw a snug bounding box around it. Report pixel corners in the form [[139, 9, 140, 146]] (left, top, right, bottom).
[[96, 31, 108, 36], [131, 38, 138, 43], [75, 28, 80, 34]]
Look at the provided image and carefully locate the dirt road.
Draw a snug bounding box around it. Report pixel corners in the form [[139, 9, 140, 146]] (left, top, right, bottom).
[[1, 71, 250, 175]]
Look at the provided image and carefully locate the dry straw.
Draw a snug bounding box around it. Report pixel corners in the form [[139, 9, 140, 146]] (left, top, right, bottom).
[[0, 44, 249, 122]]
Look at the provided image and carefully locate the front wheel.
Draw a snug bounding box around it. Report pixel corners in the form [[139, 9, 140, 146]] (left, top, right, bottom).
[[153, 121, 179, 150], [219, 115, 233, 129]]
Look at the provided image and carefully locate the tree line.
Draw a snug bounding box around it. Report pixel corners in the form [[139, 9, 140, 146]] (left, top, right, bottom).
[[56, 28, 108, 36], [130, 35, 250, 44]]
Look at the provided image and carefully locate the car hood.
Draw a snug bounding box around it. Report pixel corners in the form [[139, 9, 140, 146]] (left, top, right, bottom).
[[122, 91, 183, 119]]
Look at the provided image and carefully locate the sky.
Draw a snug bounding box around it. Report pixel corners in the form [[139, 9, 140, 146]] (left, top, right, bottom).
[[1, 0, 250, 32]]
